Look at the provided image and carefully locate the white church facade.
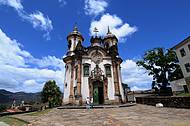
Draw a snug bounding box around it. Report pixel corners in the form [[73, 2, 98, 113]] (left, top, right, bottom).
[[63, 26, 125, 105]]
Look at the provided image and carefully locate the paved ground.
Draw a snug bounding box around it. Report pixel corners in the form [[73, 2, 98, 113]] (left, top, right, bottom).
[[11, 104, 190, 126], [0, 122, 9, 126]]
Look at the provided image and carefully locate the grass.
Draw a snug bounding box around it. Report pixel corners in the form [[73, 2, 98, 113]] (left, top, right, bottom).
[[24, 109, 51, 116], [176, 93, 190, 97], [0, 116, 28, 126]]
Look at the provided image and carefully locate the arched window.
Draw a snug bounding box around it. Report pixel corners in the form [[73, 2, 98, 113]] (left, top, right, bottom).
[[68, 40, 71, 49], [105, 43, 109, 49], [74, 86, 77, 97], [83, 63, 90, 76], [65, 65, 68, 71], [105, 64, 111, 77]]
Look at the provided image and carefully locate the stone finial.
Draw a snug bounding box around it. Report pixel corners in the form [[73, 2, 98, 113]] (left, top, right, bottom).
[[73, 23, 78, 32], [107, 26, 111, 35]]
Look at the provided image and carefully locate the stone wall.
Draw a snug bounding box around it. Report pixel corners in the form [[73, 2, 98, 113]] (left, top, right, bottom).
[[136, 96, 190, 108]]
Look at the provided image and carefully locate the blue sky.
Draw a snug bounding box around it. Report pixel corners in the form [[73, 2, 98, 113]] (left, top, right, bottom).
[[0, 0, 190, 92]]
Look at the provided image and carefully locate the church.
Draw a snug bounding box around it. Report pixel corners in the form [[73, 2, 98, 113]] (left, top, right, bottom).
[[63, 26, 125, 105]]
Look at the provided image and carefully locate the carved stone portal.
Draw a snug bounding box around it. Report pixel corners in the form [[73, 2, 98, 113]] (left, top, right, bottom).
[[89, 65, 108, 104]]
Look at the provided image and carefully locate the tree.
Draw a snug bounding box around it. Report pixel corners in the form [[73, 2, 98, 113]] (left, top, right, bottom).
[[41, 80, 62, 108], [136, 48, 183, 95], [0, 104, 6, 112]]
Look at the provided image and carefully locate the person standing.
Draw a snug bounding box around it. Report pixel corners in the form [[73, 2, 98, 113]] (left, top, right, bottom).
[[86, 97, 90, 109], [90, 97, 93, 109]]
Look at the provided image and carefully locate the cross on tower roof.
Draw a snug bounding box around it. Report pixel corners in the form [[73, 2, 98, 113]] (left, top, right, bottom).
[[93, 27, 99, 36], [73, 23, 78, 32]]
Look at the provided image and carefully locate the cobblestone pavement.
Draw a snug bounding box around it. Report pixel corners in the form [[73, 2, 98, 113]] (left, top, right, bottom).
[[12, 104, 190, 126], [0, 122, 9, 126]]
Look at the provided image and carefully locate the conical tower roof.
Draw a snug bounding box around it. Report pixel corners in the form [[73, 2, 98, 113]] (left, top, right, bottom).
[[104, 26, 118, 41]]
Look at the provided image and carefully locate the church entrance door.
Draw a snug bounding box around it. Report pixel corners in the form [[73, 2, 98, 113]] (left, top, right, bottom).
[[93, 81, 104, 105]]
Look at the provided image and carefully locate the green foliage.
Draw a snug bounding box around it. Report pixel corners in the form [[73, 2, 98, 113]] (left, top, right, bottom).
[[41, 80, 62, 108], [137, 48, 183, 89], [0, 104, 6, 112], [176, 93, 190, 97]]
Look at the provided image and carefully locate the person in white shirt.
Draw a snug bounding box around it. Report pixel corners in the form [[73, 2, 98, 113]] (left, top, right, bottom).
[[90, 97, 93, 108], [86, 97, 90, 109]]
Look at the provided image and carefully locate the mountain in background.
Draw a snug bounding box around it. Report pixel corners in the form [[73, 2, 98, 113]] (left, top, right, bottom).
[[0, 89, 41, 106]]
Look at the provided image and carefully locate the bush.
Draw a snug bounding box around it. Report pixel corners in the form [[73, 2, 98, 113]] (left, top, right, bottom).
[[0, 104, 7, 112]]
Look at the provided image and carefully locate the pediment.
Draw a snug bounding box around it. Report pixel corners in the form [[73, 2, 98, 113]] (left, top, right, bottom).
[[87, 46, 108, 57]]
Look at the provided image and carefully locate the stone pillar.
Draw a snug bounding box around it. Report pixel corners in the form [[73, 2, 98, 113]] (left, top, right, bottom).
[[115, 63, 121, 95], [104, 77, 109, 104], [112, 61, 120, 103], [89, 78, 93, 100], [115, 62, 122, 103], [69, 62, 75, 104], [76, 59, 82, 105]]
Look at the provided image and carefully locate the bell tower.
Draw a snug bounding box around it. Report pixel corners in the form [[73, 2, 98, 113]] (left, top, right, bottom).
[[67, 25, 84, 56], [90, 27, 102, 47], [103, 27, 118, 49]]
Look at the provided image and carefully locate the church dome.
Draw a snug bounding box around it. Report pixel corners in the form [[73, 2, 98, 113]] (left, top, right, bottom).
[[67, 26, 84, 41]]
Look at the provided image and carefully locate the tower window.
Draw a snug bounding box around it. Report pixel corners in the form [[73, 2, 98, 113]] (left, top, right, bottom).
[[68, 40, 71, 49], [188, 44, 190, 51], [180, 48, 186, 57], [65, 65, 68, 72], [105, 43, 109, 49], [105, 65, 111, 77], [83, 64, 90, 76], [74, 86, 77, 97], [185, 63, 190, 73]]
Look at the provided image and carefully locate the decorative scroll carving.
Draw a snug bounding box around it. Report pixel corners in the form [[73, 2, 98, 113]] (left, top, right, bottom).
[[90, 65, 104, 80], [91, 50, 103, 65]]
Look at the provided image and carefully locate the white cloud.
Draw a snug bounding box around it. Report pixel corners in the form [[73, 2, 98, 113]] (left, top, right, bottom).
[[131, 86, 149, 91], [0, 29, 32, 67], [29, 11, 53, 40], [121, 59, 152, 91], [0, 28, 64, 92], [58, 0, 67, 6], [24, 79, 38, 86], [90, 13, 137, 41], [0, 0, 53, 40], [0, 65, 64, 92], [0, 0, 23, 10], [30, 55, 64, 70], [84, 0, 108, 16]]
